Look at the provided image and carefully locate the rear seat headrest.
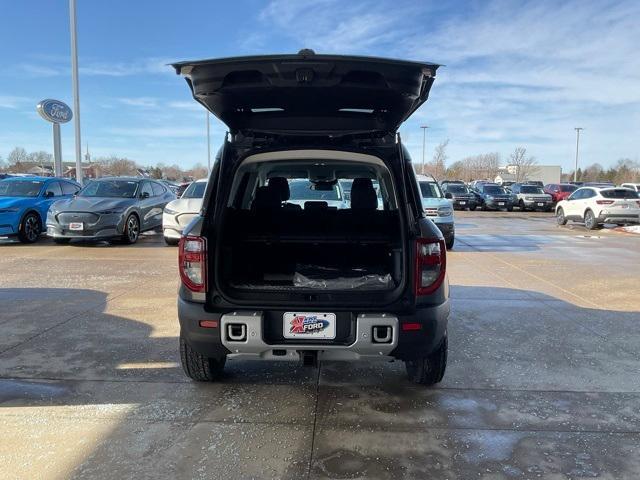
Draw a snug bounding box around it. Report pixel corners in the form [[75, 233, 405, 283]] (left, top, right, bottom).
[[350, 178, 377, 210], [252, 185, 281, 210], [268, 177, 290, 201]]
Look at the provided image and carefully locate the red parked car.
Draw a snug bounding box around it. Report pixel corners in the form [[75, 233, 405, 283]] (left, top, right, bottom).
[[544, 183, 578, 204]]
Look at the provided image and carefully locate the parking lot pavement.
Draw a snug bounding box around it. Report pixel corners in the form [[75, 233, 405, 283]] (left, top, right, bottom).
[[1, 214, 639, 479]]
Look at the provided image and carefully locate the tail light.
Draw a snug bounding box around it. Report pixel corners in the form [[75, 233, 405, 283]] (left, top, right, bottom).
[[596, 200, 614, 205], [636, 201, 640, 207], [179, 235, 207, 292], [415, 238, 446, 296]]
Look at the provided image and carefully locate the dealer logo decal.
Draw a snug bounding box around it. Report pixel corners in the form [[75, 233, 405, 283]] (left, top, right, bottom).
[[289, 315, 329, 334]]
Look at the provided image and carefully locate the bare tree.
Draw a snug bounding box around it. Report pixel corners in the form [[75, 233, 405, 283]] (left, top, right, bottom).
[[508, 147, 537, 182], [95, 156, 138, 176], [424, 139, 448, 180], [7, 147, 28, 166]]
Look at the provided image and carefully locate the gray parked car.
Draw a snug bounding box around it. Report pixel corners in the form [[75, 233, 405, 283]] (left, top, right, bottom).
[[46, 177, 175, 244]]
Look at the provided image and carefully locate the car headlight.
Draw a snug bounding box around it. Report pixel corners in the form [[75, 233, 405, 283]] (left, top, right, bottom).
[[0, 207, 20, 214], [486, 195, 494, 200], [438, 207, 453, 217], [525, 196, 533, 201], [164, 207, 178, 215]]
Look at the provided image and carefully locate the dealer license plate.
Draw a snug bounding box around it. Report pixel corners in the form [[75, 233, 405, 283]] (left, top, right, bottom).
[[283, 312, 336, 339], [498, 202, 505, 206], [69, 222, 84, 231]]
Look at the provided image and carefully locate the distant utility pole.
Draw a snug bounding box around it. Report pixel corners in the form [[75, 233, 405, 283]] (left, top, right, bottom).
[[420, 125, 429, 174], [206, 111, 211, 173], [574, 127, 584, 182], [69, 0, 82, 184]]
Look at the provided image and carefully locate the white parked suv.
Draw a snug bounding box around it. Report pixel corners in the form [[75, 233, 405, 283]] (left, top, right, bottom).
[[162, 179, 207, 245], [621, 183, 640, 193], [555, 186, 640, 230]]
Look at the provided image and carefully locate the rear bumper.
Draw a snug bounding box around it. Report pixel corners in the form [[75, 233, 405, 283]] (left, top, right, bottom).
[[597, 213, 640, 224], [178, 296, 449, 362]]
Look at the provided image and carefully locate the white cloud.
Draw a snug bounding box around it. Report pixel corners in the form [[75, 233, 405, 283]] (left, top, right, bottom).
[[0, 95, 30, 109], [118, 97, 159, 108], [256, 0, 640, 168]]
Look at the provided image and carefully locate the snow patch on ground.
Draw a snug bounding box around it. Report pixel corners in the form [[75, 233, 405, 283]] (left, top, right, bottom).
[[622, 225, 640, 234]]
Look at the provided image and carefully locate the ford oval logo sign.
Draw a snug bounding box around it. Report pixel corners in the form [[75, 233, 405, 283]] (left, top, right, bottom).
[[37, 99, 73, 124]]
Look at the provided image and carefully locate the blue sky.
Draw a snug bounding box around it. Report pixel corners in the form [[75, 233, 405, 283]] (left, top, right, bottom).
[[1, 0, 639, 171]]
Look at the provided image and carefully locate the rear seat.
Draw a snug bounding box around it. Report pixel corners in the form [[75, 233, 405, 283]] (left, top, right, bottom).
[[227, 177, 396, 244]]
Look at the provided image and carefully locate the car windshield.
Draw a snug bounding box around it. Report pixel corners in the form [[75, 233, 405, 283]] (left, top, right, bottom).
[[0, 180, 43, 197], [289, 180, 340, 201], [600, 189, 639, 199], [419, 181, 443, 198], [78, 180, 139, 198], [181, 181, 206, 199], [521, 186, 544, 194], [560, 185, 577, 192], [483, 185, 505, 194], [446, 185, 467, 194]]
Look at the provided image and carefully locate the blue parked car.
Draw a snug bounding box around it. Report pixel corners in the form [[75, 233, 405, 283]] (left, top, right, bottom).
[[0, 176, 81, 243]]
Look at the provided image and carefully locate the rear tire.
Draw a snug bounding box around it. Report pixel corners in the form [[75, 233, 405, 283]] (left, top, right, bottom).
[[556, 207, 568, 225], [469, 205, 477, 211], [18, 212, 41, 243], [584, 209, 599, 230], [179, 336, 225, 382], [405, 334, 448, 386]]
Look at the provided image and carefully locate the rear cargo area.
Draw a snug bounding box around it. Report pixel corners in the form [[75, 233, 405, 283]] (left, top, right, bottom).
[[220, 207, 402, 291]]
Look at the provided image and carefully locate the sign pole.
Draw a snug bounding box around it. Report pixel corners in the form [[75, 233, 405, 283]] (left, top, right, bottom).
[[53, 123, 63, 176], [69, 0, 83, 184]]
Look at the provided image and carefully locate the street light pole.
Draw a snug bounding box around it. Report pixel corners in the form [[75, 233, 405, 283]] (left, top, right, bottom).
[[206, 111, 211, 173], [420, 125, 429, 174], [69, 0, 83, 184], [574, 127, 584, 182]]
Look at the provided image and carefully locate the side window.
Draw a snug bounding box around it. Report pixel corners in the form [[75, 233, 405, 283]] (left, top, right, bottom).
[[568, 189, 582, 200], [141, 181, 153, 198], [45, 181, 63, 197], [583, 189, 596, 199], [151, 182, 165, 196], [61, 182, 79, 195]]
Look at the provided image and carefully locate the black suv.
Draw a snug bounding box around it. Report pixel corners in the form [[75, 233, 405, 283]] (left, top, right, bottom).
[[442, 182, 478, 210], [172, 51, 450, 385]]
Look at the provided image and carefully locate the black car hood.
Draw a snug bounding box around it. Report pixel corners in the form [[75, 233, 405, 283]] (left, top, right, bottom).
[[55, 197, 136, 212], [171, 51, 439, 134]]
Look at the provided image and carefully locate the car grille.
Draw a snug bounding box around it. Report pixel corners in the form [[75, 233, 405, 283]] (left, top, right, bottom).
[[57, 212, 100, 224], [424, 208, 438, 217]]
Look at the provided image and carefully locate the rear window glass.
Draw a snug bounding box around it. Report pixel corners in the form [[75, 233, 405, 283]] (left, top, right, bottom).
[[600, 189, 639, 199], [560, 185, 577, 193], [289, 180, 340, 201]]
